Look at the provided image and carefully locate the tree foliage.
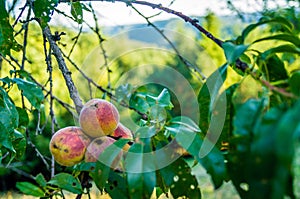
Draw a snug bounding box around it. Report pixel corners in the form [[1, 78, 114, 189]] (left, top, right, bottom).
[[0, 0, 299, 198]]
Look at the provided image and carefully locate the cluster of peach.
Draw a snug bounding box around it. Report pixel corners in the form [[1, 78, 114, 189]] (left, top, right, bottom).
[[49, 99, 133, 167]]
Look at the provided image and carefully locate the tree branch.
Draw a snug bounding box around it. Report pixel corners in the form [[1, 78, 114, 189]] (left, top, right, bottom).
[[43, 26, 83, 114]]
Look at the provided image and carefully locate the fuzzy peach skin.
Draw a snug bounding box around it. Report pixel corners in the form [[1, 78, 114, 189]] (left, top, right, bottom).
[[85, 136, 123, 170], [49, 126, 91, 167], [111, 123, 133, 139], [79, 99, 120, 137]]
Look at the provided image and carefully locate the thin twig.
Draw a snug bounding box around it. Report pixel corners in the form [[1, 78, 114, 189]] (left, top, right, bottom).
[[131, 5, 206, 80], [88, 4, 111, 90]]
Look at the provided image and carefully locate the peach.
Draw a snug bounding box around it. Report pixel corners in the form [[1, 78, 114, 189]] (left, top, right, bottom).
[[111, 123, 133, 140], [79, 99, 120, 137], [49, 127, 91, 167], [85, 136, 122, 170]]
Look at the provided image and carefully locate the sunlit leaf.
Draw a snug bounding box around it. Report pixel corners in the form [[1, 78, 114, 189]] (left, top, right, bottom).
[[223, 42, 249, 65], [0, 1, 22, 55], [13, 78, 44, 109], [252, 34, 300, 47], [146, 88, 173, 109], [35, 173, 47, 188], [16, 182, 45, 197], [238, 17, 293, 44]]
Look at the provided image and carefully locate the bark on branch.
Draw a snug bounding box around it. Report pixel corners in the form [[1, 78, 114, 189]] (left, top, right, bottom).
[[43, 26, 83, 114]]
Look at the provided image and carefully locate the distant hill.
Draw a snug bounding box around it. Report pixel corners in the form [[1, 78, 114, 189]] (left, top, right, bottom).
[[101, 13, 259, 44]]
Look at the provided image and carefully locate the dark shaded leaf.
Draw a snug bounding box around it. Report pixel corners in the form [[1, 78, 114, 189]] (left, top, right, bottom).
[[32, 0, 58, 28], [233, 98, 265, 137], [198, 64, 228, 133], [0, 122, 14, 152], [125, 142, 156, 199], [159, 158, 201, 198], [289, 70, 300, 96], [105, 171, 129, 199], [92, 139, 129, 189], [0, 87, 19, 132], [263, 55, 288, 82], [12, 130, 26, 159], [71, 2, 83, 24], [16, 107, 29, 127], [48, 173, 82, 194]]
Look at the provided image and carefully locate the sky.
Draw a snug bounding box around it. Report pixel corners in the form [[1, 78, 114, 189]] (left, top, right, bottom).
[[8, 0, 293, 28], [51, 0, 232, 27]]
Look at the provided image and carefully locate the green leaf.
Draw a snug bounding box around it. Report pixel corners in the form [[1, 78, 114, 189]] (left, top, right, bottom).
[[115, 84, 135, 103], [222, 42, 249, 65], [71, 2, 83, 24], [16, 182, 45, 197], [12, 130, 26, 159], [0, 87, 19, 132], [35, 173, 47, 188], [105, 171, 129, 198], [252, 34, 300, 47], [175, 130, 226, 188], [263, 55, 288, 82], [13, 78, 44, 109], [169, 116, 200, 133], [261, 44, 300, 60], [149, 105, 167, 124], [0, 1, 22, 55], [92, 139, 129, 189], [0, 122, 14, 152], [232, 75, 262, 105], [275, 100, 300, 166], [198, 64, 228, 133], [125, 142, 156, 199], [238, 17, 293, 44], [16, 107, 29, 127], [47, 173, 82, 194], [233, 99, 265, 137], [146, 88, 174, 109], [129, 94, 149, 113], [135, 126, 156, 138], [74, 162, 96, 172], [32, 0, 58, 28], [289, 70, 300, 96], [159, 158, 201, 198]]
